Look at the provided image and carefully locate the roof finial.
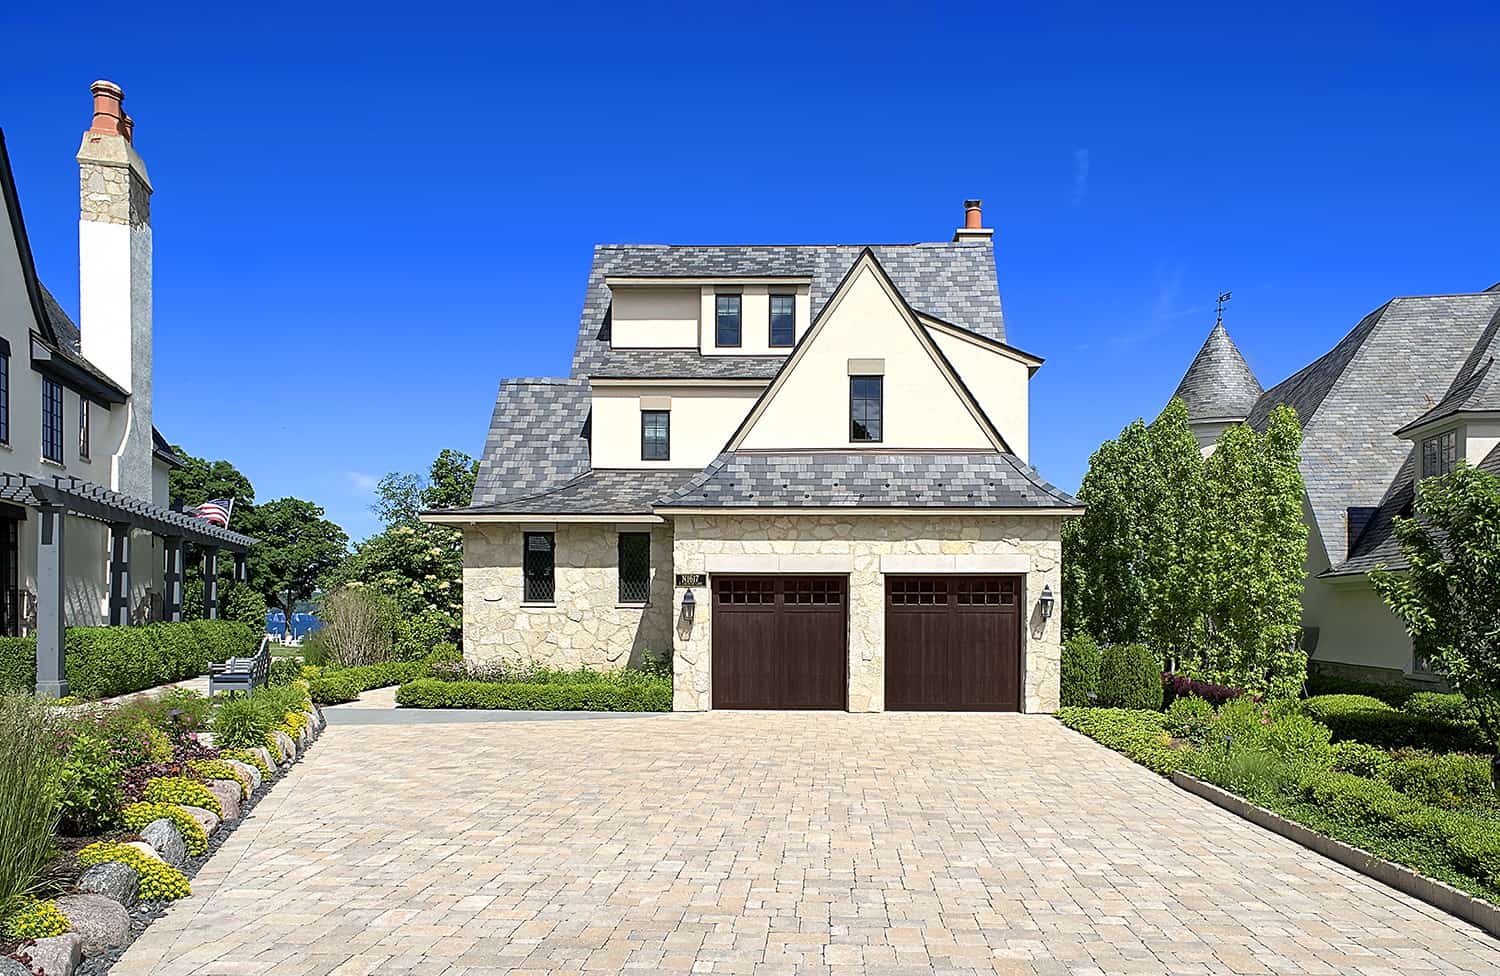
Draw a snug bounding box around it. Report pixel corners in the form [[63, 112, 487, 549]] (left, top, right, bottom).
[[1215, 291, 1232, 327]]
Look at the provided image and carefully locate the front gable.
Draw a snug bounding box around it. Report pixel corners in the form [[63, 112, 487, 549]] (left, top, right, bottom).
[[731, 251, 1008, 453]]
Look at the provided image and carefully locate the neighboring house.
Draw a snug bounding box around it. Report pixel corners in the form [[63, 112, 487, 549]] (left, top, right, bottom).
[[424, 201, 1082, 712], [0, 82, 253, 694], [1169, 284, 1500, 684]]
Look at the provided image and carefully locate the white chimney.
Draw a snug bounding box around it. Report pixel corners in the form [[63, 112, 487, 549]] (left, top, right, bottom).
[[76, 80, 153, 498]]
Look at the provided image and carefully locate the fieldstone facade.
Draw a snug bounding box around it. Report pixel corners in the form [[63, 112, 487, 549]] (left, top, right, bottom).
[[670, 514, 1064, 713], [461, 523, 674, 670]]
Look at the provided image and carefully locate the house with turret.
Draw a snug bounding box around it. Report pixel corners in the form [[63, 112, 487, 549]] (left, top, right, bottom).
[[1169, 284, 1500, 685]]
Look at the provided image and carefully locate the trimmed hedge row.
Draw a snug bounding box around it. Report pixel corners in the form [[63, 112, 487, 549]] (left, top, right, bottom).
[[1302, 694, 1487, 753], [306, 646, 460, 704], [1056, 706, 1183, 774], [395, 677, 673, 712], [0, 620, 256, 699]]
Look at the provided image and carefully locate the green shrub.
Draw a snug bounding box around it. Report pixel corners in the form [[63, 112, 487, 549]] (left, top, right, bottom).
[[1331, 740, 1393, 779], [1384, 752, 1495, 810], [221, 584, 267, 634], [268, 658, 303, 686], [319, 587, 397, 666], [2, 897, 70, 940], [142, 775, 222, 817], [307, 652, 449, 704], [0, 637, 36, 693], [56, 730, 123, 836], [78, 841, 190, 900], [1164, 695, 1215, 742], [1060, 634, 1102, 707], [0, 695, 64, 923], [1403, 692, 1475, 726], [396, 676, 673, 712], [300, 629, 330, 666], [211, 696, 276, 750], [1096, 644, 1163, 710], [1303, 694, 1486, 752], [394, 609, 452, 661], [0, 622, 253, 700], [121, 801, 208, 856], [1055, 707, 1182, 774], [1304, 673, 1415, 706], [145, 623, 209, 684]]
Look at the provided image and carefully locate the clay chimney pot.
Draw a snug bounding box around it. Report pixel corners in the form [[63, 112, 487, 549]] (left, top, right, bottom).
[[964, 199, 983, 229], [89, 80, 125, 137]]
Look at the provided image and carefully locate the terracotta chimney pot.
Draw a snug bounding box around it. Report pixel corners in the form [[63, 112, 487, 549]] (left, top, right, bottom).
[[90, 80, 125, 137], [964, 199, 983, 229], [121, 114, 134, 143]]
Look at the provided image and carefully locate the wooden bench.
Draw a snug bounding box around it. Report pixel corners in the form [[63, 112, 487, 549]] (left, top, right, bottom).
[[209, 635, 272, 697]]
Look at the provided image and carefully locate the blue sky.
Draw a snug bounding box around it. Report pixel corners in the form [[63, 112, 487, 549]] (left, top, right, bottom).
[[2, 2, 1497, 540]]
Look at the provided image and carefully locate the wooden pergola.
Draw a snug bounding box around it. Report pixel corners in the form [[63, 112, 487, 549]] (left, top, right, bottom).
[[0, 472, 256, 697]]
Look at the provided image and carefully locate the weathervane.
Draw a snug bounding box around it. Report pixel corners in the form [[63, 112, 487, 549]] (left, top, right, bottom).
[[1215, 291, 1232, 327]]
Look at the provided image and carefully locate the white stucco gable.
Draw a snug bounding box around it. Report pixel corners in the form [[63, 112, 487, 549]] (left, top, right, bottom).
[[730, 250, 1011, 453]]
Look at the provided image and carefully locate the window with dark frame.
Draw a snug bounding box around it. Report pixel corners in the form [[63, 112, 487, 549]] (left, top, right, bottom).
[[850, 375, 883, 442], [78, 398, 90, 460], [715, 293, 742, 347], [617, 532, 651, 603], [1422, 429, 1458, 478], [522, 532, 555, 603], [769, 293, 796, 347], [0, 352, 9, 445], [41, 378, 63, 463], [641, 409, 670, 461]]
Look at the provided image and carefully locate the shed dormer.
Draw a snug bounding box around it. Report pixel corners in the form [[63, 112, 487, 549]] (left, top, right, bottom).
[[606, 277, 813, 356], [1395, 357, 1500, 475]]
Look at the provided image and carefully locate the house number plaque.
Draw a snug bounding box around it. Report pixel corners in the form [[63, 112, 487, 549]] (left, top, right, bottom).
[[675, 573, 706, 587]]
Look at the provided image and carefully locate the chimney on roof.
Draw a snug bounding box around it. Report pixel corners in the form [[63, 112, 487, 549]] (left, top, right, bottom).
[[77, 78, 154, 499], [953, 198, 993, 242]]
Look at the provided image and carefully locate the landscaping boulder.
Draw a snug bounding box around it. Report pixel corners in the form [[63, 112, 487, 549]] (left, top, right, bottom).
[[18, 933, 82, 976], [1, 956, 34, 976], [140, 819, 187, 867], [307, 707, 325, 732], [223, 758, 262, 791], [178, 805, 221, 837], [52, 895, 129, 955], [196, 732, 216, 749], [206, 780, 241, 821], [251, 746, 276, 772], [272, 730, 297, 762], [121, 841, 163, 863], [77, 862, 139, 907]]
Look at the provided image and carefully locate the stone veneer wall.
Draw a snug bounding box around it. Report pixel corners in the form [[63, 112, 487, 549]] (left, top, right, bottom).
[[461, 523, 674, 670], [670, 514, 1064, 713]]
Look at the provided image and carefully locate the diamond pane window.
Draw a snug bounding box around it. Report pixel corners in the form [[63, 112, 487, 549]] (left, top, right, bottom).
[[850, 375, 882, 442], [523, 532, 555, 603], [618, 532, 651, 604]]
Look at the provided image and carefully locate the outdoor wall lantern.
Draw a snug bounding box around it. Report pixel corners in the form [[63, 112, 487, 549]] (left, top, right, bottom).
[[1039, 584, 1054, 621], [680, 588, 696, 625]]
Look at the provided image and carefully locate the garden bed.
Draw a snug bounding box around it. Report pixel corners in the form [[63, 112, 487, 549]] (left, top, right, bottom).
[[395, 661, 672, 711]]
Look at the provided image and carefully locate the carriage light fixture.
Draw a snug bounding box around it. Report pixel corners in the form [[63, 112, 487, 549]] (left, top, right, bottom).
[[680, 588, 696, 624], [1039, 585, 1054, 621]]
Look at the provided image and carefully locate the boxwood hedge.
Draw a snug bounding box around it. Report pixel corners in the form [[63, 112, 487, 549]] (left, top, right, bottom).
[[1302, 694, 1487, 753], [396, 676, 672, 712], [0, 619, 256, 699]]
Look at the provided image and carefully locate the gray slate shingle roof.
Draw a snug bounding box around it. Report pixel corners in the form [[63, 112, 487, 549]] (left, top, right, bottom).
[[1247, 291, 1500, 568], [1171, 322, 1262, 421], [469, 378, 591, 508], [450, 469, 701, 516], [657, 452, 1081, 510], [572, 242, 1005, 380]]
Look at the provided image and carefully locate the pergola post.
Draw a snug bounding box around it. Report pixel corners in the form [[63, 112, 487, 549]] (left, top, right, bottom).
[[108, 522, 131, 627], [35, 504, 67, 697], [203, 546, 220, 620], [163, 536, 184, 623], [233, 552, 247, 584]]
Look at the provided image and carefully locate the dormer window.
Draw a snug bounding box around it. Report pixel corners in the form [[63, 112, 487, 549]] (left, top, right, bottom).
[[770, 293, 796, 348], [850, 376, 883, 443], [1422, 429, 1458, 478], [715, 294, 741, 347]]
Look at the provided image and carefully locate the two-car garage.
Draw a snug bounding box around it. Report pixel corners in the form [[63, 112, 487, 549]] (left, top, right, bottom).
[[710, 574, 1023, 711]]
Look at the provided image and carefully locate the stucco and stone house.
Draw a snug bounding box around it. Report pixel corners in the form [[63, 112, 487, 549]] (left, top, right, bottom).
[[1, 82, 254, 694], [425, 201, 1082, 712], [1169, 284, 1500, 685]]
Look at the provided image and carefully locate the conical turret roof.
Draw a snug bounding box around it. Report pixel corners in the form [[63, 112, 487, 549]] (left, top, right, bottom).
[[1171, 321, 1263, 421]]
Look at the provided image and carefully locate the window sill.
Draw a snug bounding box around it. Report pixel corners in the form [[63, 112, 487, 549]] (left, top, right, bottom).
[[520, 602, 556, 609], [40, 458, 65, 470], [616, 602, 649, 609]]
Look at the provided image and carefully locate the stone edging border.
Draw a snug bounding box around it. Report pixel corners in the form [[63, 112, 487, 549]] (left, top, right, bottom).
[[1170, 770, 1500, 939], [4, 704, 327, 976]]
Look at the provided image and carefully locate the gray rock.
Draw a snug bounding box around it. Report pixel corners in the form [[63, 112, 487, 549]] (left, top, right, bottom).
[[307, 707, 324, 732], [223, 758, 261, 791], [52, 895, 128, 955], [139, 819, 187, 867], [195, 731, 216, 748], [76, 862, 138, 907], [16, 933, 82, 976], [178, 805, 221, 837], [1, 956, 34, 976], [251, 746, 276, 773], [272, 730, 297, 762], [121, 841, 162, 863], [206, 780, 240, 821]]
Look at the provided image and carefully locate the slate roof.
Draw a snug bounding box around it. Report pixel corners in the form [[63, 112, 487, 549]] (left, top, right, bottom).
[[468, 378, 591, 508], [656, 452, 1081, 510], [1243, 290, 1500, 569], [447, 469, 700, 516], [572, 242, 1005, 380], [1171, 321, 1262, 421]]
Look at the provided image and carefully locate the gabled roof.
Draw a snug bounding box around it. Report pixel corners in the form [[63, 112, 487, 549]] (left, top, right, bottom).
[[468, 378, 591, 509], [572, 241, 1004, 380], [440, 469, 698, 517], [1171, 321, 1262, 421], [656, 451, 1081, 511], [1249, 290, 1500, 566]]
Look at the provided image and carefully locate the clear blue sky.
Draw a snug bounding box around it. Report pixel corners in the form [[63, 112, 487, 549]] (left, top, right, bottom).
[[2, 2, 1497, 540]]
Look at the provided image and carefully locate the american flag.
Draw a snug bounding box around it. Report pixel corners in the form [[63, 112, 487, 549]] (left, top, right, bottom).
[[187, 498, 233, 527]]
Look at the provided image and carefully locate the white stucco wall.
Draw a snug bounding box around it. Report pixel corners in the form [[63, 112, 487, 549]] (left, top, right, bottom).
[[930, 328, 1031, 462], [609, 286, 700, 349], [738, 263, 993, 451], [1464, 420, 1500, 466], [590, 384, 763, 469], [669, 514, 1064, 714], [698, 284, 811, 356], [1302, 573, 1415, 676]]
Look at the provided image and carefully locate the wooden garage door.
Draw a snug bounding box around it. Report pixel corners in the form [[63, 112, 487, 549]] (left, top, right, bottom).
[[885, 575, 1021, 711], [712, 576, 846, 709]]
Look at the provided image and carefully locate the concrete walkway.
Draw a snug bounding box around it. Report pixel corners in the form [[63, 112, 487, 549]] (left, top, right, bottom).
[[110, 712, 1500, 975]]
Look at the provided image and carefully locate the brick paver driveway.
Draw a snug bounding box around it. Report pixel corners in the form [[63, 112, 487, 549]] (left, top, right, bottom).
[[114, 712, 1500, 976]]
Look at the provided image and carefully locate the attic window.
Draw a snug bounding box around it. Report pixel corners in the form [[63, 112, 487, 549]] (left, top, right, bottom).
[[850, 376, 883, 443], [715, 294, 741, 347], [1422, 429, 1458, 478]]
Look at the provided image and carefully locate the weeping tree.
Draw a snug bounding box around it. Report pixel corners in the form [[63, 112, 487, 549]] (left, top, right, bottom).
[[1371, 463, 1500, 777]]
